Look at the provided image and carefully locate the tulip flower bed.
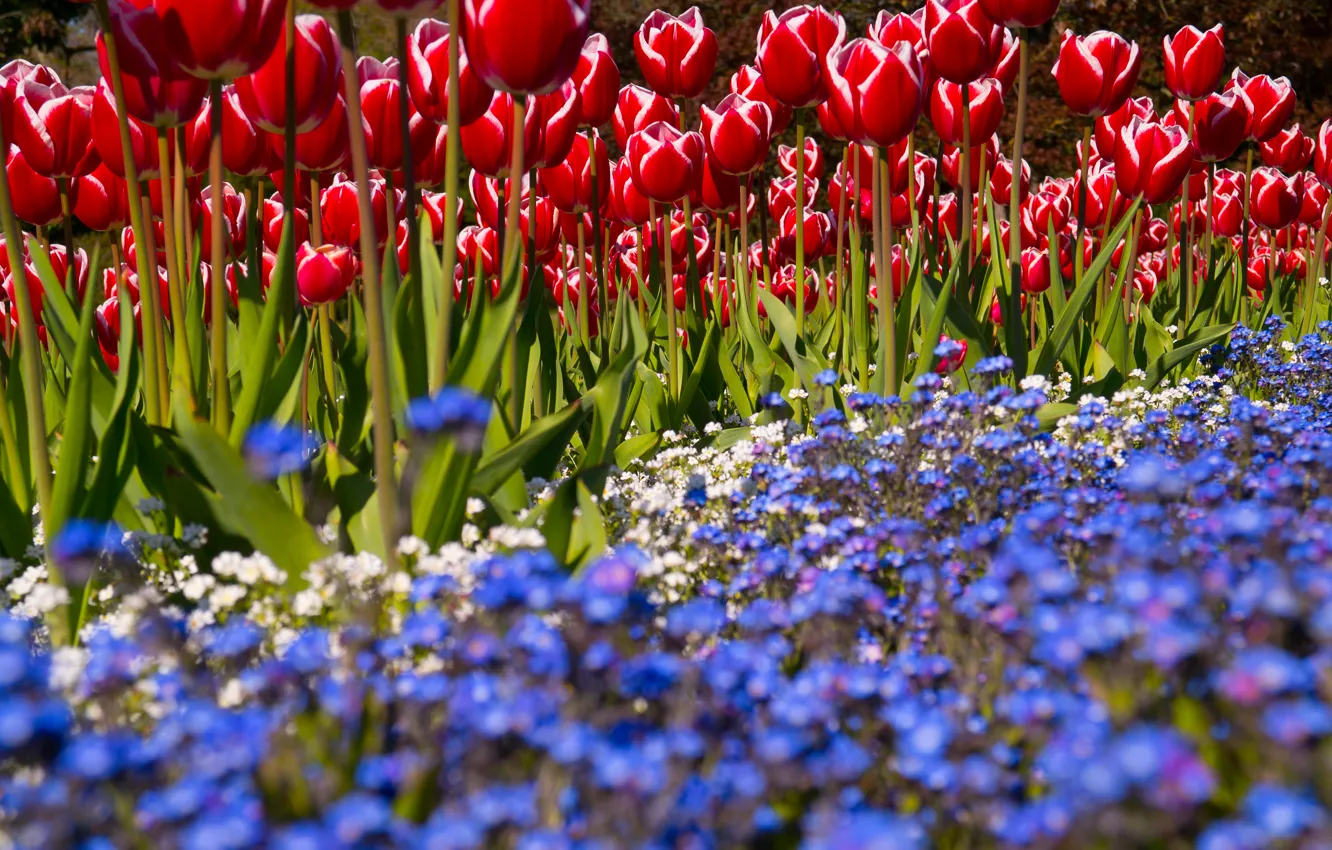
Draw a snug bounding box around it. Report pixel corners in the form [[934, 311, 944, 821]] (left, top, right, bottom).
[[4, 321, 1332, 847], [3, 0, 1332, 841]]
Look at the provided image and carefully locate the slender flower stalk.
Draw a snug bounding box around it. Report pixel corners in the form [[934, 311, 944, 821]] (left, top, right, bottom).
[[878, 147, 897, 395], [430, 0, 463, 391], [157, 133, 195, 415], [335, 8, 399, 570], [794, 115, 807, 340], [93, 0, 162, 425], [960, 85, 973, 284], [208, 81, 231, 434], [1181, 102, 1196, 334], [396, 18, 422, 291]]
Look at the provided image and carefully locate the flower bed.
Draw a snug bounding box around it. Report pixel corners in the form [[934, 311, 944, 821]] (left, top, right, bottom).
[[3, 322, 1331, 847]]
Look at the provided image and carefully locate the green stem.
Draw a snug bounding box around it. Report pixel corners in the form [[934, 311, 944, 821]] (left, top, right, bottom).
[[94, 0, 160, 425], [794, 119, 807, 342], [879, 147, 897, 396], [156, 133, 195, 418], [431, 0, 462, 392], [208, 80, 231, 434], [336, 8, 399, 570]]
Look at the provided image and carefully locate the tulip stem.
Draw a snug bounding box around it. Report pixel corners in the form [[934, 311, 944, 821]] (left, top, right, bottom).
[[756, 163, 771, 290], [1179, 102, 1195, 337], [395, 18, 422, 293], [1204, 162, 1216, 293], [1241, 146, 1254, 317], [794, 118, 807, 343], [0, 104, 53, 574], [58, 180, 76, 299], [501, 101, 526, 279], [157, 134, 196, 419], [1303, 201, 1332, 338], [576, 217, 589, 346], [960, 83, 973, 290], [833, 146, 848, 370], [208, 81, 231, 435], [430, 0, 463, 392], [656, 201, 677, 400], [93, 0, 161, 425], [335, 9, 399, 571], [140, 190, 171, 421], [589, 132, 608, 363], [878, 148, 897, 396], [1076, 123, 1091, 289]]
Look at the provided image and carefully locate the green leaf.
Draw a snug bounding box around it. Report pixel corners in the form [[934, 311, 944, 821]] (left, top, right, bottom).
[[230, 215, 295, 446], [47, 276, 99, 540], [1140, 323, 1233, 389], [1034, 199, 1142, 377], [613, 431, 660, 467], [472, 397, 590, 495], [174, 405, 330, 589], [910, 260, 960, 386]]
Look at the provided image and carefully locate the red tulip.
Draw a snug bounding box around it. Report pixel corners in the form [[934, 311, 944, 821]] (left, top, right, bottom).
[[461, 0, 591, 96], [1022, 189, 1071, 243], [527, 80, 579, 169], [1052, 31, 1141, 118], [923, 0, 1002, 86], [321, 176, 396, 251], [779, 138, 823, 179], [755, 5, 847, 109], [1163, 24, 1225, 102], [263, 196, 310, 253], [627, 121, 703, 205], [460, 91, 540, 178], [95, 297, 140, 372], [768, 174, 819, 221], [1250, 166, 1305, 231], [468, 170, 523, 230], [6, 146, 66, 227], [98, 1, 208, 129], [977, 0, 1060, 28], [1299, 179, 1328, 227], [235, 13, 342, 134], [412, 121, 451, 187], [1020, 246, 1051, 293], [227, 250, 276, 302], [867, 244, 908, 301], [213, 84, 270, 177], [360, 61, 437, 174], [1245, 250, 1274, 293], [1261, 124, 1314, 174], [767, 264, 819, 314], [730, 64, 791, 137], [634, 7, 718, 100], [991, 28, 1021, 95], [1211, 184, 1245, 237], [1187, 91, 1249, 164], [1227, 70, 1296, 144], [406, 18, 495, 128], [572, 34, 620, 129], [867, 10, 930, 87], [609, 157, 652, 226], [90, 80, 160, 181], [1314, 120, 1332, 188], [700, 94, 771, 177], [827, 38, 924, 150], [153, 0, 285, 80], [612, 84, 678, 151], [288, 93, 351, 174], [1096, 96, 1155, 157], [11, 82, 99, 179], [1077, 161, 1127, 229], [989, 155, 1031, 206], [75, 163, 129, 232], [692, 155, 743, 215], [296, 242, 356, 306], [539, 131, 608, 213], [457, 224, 500, 280], [941, 136, 1000, 194], [775, 207, 832, 263], [0, 60, 60, 147], [928, 77, 1003, 147], [195, 182, 247, 259], [1114, 118, 1193, 204]]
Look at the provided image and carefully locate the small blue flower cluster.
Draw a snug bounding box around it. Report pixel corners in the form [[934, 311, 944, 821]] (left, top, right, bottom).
[[9, 324, 1332, 847]]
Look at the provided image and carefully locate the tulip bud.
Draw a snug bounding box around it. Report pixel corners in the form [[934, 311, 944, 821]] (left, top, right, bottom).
[[406, 19, 495, 128], [1114, 118, 1193, 204], [700, 94, 771, 177], [11, 82, 99, 179], [296, 242, 356, 305], [74, 163, 128, 232], [6, 146, 66, 227], [755, 5, 847, 109], [1188, 91, 1249, 164], [612, 84, 678, 152], [731, 65, 791, 137], [461, 0, 591, 96], [1249, 166, 1305, 231], [1163, 24, 1225, 102], [626, 121, 704, 204], [572, 34, 620, 129], [1261, 124, 1315, 174], [153, 0, 285, 80], [539, 131, 609, 214], [928, 77, 1003, 147], [977, 0, 1060, 28], [634, 7, 718, 100], [235, 14, 342, 134], [1053, 31, 1142, 118], [923, 0, 1002, 86], [1227, 70, 1296, 143], [827, 38, 924, 149]]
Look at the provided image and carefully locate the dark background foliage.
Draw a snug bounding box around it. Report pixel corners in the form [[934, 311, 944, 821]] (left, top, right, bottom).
[[20, 0, 1332, 178]]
